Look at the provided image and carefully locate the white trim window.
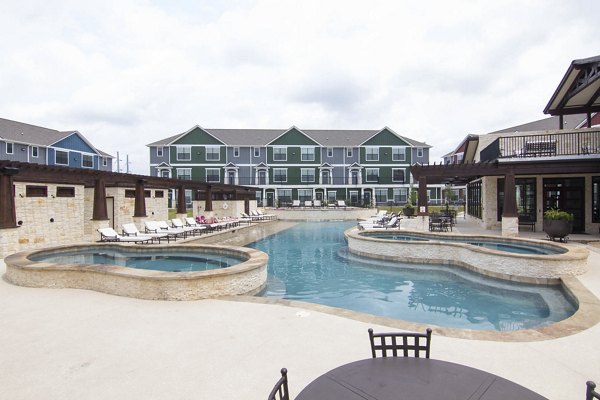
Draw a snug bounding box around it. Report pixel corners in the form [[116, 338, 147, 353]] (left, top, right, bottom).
[[392, 147, 406, 161], [272, 168, 287, 183], [347, 147, 353, 157], [6, 142, 14, 154], [417, 147, 424, 158], [102, 157, 108, 167], [206, 168, 220, 182], [301, 168, 315, 183], [301, 147, 315, 161], [176, 168, 192, 180], [253, 147, 260, 157], [233, 147, 240, 157], [82, 154, 93, 168], [55, 150, 69, 165], [177, 146, 191, 161], [393, 188, 408, 204], [273, 147, 287, 161], [327, 190, 337, 203], [392, 168, 405, 182], [365, 168, 379, 182], [157, 147, 164, 157], [205, 146, 220, 161], [31, 146, 39, 158], [327, 147, 333, 157], [375, 188, 388, 204], [365, 147, 379, 161]]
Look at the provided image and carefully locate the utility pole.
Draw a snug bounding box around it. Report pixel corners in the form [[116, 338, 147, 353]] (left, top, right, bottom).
[[126, 154, 130, 173], [116, 151, 120, 173]]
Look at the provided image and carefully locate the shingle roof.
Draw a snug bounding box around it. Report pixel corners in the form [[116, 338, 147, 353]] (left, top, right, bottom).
[[148, 126, 429, 147], [0, 117, 71, 146], [488, 114, 587, 134]]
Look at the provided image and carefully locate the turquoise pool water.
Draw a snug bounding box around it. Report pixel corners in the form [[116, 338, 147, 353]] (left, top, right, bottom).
[[250, 221, 576, 331], [364, 233, 564, 255], [31, 249, 241, 272]]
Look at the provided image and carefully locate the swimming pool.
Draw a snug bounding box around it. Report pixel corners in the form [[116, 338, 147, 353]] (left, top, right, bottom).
[[250, 221, 576, 331], [31, 249, 241, 272], [365, 233, 564, 255]]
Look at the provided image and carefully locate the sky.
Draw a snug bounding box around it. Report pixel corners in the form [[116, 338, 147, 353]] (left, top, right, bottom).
[[1, 0, 599, 174]]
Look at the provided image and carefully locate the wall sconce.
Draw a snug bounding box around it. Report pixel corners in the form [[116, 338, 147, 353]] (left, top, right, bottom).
[[17, 220, 23, 226], [19, 193, 24, 198], [21, 148, 26, 151], [49, 218, 55, 223]]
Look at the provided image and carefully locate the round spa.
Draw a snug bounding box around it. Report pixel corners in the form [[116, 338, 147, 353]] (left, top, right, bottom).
[[4, 244, 269, 300], [345, 228, 589, 282]]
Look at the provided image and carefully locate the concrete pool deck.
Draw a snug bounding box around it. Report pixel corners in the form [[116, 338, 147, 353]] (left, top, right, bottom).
[[1, 217, 599, 399]]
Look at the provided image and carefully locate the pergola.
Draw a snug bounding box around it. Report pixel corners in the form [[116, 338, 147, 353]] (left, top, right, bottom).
[[0, 160, 257, 229]]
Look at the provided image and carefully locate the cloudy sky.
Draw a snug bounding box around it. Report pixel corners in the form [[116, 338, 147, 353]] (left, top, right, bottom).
[[1, 0, 599, 174]]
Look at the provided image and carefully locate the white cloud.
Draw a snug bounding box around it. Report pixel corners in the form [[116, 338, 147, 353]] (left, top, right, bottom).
[[1, 0, 599, 173]]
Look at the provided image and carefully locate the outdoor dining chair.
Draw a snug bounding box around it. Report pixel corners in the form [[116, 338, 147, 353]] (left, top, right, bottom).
[[587, 381, 600, 400], [268, 368, 290, 400], [368, 328, 432, 358]]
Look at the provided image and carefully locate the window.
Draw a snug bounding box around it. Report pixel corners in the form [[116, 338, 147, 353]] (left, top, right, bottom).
[[160, 169, 170, 178], [26, 185, 47, 197], [233, 147, 240, 157], [102, 157, 108, 166], [56, 186, 75, 197], [273, 147, 287, 161], [393, 188, 408, 204], [327, 191, 337, 202], [253, 147, 260, 157], [205, 146, 220, 161], [6, 142, 13, 154], [365, 168, 379, 182], [327, 147, 333, 157], [273, 168, 287, 183], [392, 147, 405, 161], [125, 190, 135, 198], [301, 147, 315, 161], [497, 178, 537, 221], [31, 146, 39, 158], [144, 190, 152, 198], [154, 190, 164, 198], [467, 181, 482, 219], [176, 168, 192, 180], [277, 189, 292, 205], [206, 168, 220, 182], [321, 170, 331, 185], [301, 168, 315, 183], [55, 150, 69, 165], [347, 148, 353, 157], [417, 147, 424, 158], [593, 176, 600, 223], [258, 170, 267, 185], [82, 154, 93, 168], [157, 147, 163, 157], [177, 146, 191, 161], [298, 189, 312, 202], [392, 168, 405, 182], [375, 189, 388, 204], [365, 147, 378, 161]]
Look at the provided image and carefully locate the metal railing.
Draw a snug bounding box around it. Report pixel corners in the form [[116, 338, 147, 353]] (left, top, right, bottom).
[[480, 130, 600, 161]]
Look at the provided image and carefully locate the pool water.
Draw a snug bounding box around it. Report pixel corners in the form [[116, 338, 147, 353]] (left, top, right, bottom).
[[250, 221, 576, 331], [31, 250, 241, 272], [367, 233, 564, 255]]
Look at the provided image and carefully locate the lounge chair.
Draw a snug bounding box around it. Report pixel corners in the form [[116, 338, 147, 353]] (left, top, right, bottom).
[[250, 210, 265, 220], [241, 212, 262, 222], [98, 227, 153, 244], [122, 222, 170, 243], [337, 200, 347, 208], [359, 216, 398, 230], [292, 200, 301, 208], [257, 210, 277, 220], [145, 220, 181, 241], [171, 218, 202, 236], [313, 199, 322, 208], [157, 220, 187, 238], [304, 200, 312, 208]]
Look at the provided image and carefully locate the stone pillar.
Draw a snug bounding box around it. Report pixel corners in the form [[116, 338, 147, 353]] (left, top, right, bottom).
[[92, 178, 108, 221], [0, 166, 18, 228], [89, 220, 110, 242], [501, 172, 519, 237], [134, 179, 147, 217]]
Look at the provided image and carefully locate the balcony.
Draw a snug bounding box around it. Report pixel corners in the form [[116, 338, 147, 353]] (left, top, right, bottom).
[[480, 129, 600, 162]]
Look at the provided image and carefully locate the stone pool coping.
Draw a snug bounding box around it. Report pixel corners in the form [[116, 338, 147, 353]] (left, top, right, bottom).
[[228, 272, 600, 342], [3, 242, 268, 300]]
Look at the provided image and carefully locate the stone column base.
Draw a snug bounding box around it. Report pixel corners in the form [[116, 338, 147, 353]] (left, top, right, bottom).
[[89, 220, 110, 242], [175, 213, 187, 222], [132, 216, 147, 233], [502, 216, 519, 237]]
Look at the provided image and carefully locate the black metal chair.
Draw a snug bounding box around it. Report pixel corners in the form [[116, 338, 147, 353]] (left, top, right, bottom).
[[587, 381, 600, 400], [268, 368, 290, 400], [368, 328, 432, 358]]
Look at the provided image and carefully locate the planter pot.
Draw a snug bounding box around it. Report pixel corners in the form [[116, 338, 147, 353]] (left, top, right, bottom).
[[543, 219, 573, 242], [403, 207, 414, 217]]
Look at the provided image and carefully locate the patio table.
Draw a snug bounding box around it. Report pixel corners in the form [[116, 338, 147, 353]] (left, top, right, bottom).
[[296, 357, 548, 400]]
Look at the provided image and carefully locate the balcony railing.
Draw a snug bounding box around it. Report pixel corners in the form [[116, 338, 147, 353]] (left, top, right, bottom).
[[480, 129, 600, 161]]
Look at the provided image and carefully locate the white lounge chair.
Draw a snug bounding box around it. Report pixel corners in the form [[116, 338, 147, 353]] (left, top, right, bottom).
[[98, 227, 153, 244], [185, 217, 209, 233], [256, 210, 277, 220], [313, 200, 322, 208], [337, 200, 347, 208], [359, 216, 398, 230], [292, 200, 301, 208], [157, 220, 187, 238], [122, 223, 170, 243], [171, 218, 202, 236], [304, 200, 312, 208], [145, 220, 182, 240]]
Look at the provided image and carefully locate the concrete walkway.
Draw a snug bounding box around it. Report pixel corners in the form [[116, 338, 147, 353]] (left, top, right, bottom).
[[1, 218, 599, 399]]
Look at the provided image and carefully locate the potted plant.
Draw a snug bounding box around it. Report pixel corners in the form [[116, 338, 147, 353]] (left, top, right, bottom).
[[402, 202, 414, 217], [543, 209, 573, 242]]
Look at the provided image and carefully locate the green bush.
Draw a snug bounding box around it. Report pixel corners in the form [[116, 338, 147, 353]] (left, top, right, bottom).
[[543, 209, 573, 221]]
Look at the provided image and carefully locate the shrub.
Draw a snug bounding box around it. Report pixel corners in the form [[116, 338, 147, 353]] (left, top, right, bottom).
[[543, 209, 573, 221]]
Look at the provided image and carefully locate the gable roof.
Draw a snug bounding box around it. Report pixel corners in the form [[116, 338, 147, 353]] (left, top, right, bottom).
[[488, 114, 588, 134], [0, 118, 113, 158]]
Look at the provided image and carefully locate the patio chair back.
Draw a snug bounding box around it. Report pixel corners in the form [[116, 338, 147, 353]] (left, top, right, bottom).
[[588, 381, 600, 400], [171, 219, 184, 228], [337, 200, 347, 207], [314, 199, 322, 207], [122, 223, 141, 236], [268, 368, 290, 400], [368, 328, 432, 358]]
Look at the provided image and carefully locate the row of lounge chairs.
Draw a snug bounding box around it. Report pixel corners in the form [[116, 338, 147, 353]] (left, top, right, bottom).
[[358, 211, 399, 230], [291, 200, 347, 208]]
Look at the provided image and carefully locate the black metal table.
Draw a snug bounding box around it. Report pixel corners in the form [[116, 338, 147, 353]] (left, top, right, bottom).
[[296, 358, 548, 400]]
